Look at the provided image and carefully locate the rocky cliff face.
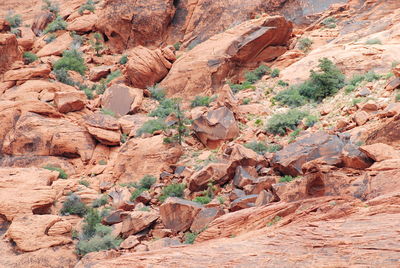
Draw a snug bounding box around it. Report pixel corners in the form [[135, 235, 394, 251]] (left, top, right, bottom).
[[1, 0, 400, 267]]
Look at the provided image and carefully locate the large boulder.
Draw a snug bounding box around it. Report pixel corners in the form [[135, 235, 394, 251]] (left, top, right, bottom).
[[96, 0, 175, 52], [31, 12, 55, 36], [366, 115, 400, 148], [160, 197, 203, 232], [113, 135, 182, 182], [2, 112, 95, 162], [36, 32, 73, 57], [188, 163, 229, 192], [101, 84, 143, 116], [192, 106, 239, 148], [360, 143, 400, 162], [0, 167, 58, 221], [54, 91, 86, 113], [271, 131, 373, 177], [67, 13, 98, 32], [159, 16, 292, 98], [84, 113, 121, 146], [0, 34, 21, 75], [120, 211, 159, 237], [3, 64, 51, 81], [190, 207, 224, 233], [6, 215, 72, 252], [124, 46, 174, 89]]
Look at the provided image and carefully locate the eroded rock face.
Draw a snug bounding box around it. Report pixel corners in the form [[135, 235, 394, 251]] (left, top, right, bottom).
[[125, 46, 174, 89], [192, 106, 239, 148], [96, 0, 175, 52], [271, 131, 372, 176], [0, 34, 21, 75], [0, 167, 58, 221], [6, 215, 72, 252], [160, 16, 292, 98], [160, 197, 203, 232], [2, 112, 95, 162], [366, 115, 400, 148], [113, 135, 183, 182], [67, 13, 98, 32], [31, 12, 55, 36]]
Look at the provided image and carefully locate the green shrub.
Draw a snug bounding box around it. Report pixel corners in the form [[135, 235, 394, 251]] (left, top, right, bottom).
[[79, 180, 90, 187], [77, 228, 122, 256], [159, 183, 185, 202], [299, 58, 345, 101], [242, 98, 251, 105], [10, 28, 21, 37], [91, 32, 104, 56], [81, 208, 102, 238], [139, 175, 157, 189], [148, 85, 166, 101], [82, 86, 94, 100], [273, 87, 307, 107], [43, 165, 68, 179], [43, 16, 67, 34], [271, 68, 280, 78], [119, 55, 128, 65], [344, 85, 356, 94], [245, 65, 270, 83], [42, 0, 59, 15], [191, 95, 215, 107], [321, 17, 337, 28], [100, 108, 116, 117], [44, 33, 56, 43], [288, 128, 301, 143], [173, 42, 181, 51], [120, 133, 128, 144], [53, 69, 75, 86], [92, 195, 108, 208], [149, 98, 179, 118], [277, 80, 289, 87], [54, 49, 86, 75], [396, 93, 400, 102], [184, 232, 199, 244], [78, 0, 95, 15], [267, 144, 283, 153], [298, 38, 313, 52], [23, 52, 38, 64], [217, 196, 225, 204], [130, 188, 145, 201], [267, 216, 282, 226], [229, 81, 256, 93], [279, 175, 294, 183], [193, 196, 211, 204], [98, 159, 107, 165], [136, 119, 166, 136], [365, 38, 382, 45], [266, 109, 308, 135], [60, 194, 88, 217], [364, 71, 381, 82], [304, 114, 318, 127], [6, 12, 22, 28], [244, 141, 269, 155]]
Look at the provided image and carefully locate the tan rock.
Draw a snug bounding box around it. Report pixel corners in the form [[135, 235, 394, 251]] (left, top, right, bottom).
[[367, 159, 400, 171], [36, 32, 73, 57], [54, 91, 86, 113], [230, 195, 257, 212], [113, 135, 182, 183], [0, 167, 57, 221], [147, 237, 181, 251], [188, 163, 229, 192], [120, 235, 140, 249], [6, 215, 72, 252], [120, 211, 159, 237], [17, 27, 36, 51], [255, 190, 274, 207], [360, 143, 400, 162], [353, 110, 370, 126], [193, 106, 239, 148], [125, 46, 172, 89], [0, 34, 22, 75], [84, 113, 120, 146], [190, 207, 224, 233], [108, 188, 134, 211], [31, 12, 55, 36], [160, 197, 203, 232], [4, 64, 51, 81], [67, 13, 98, 32], [366, 115, 400, 147], [89, 65, 111, 81], [101, 84, 143, 116], [96, 0, 175, 52]]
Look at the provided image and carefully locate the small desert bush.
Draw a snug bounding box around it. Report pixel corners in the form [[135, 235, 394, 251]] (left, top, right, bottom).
[[149, 98, 179, 118], [44, 33, 57, 43], [53, 49, 87, 75], [42, 0, 59, 15], [139, 175, 157, 189], [191, 95, 215, 107], [6, 12, 22, 28], [159, 183, 185, 202], [23, 52, 38, 64], [92, 195, 108, 208], [271, 68, 280, 78], [43, 164, 68, 179], [365, 38, 382, 45], [119, 55, 128, 65], [60, 193, 88, 217], [136, 119, 166, 136], [321, 17, 337, 28], [193, 196, 211, 205], [184, 232, 199, 244], [148, 85, 166, 101], [43, 16, 67, 34], [78, 0, 95, 15], [266, 109, 309, 136], [244, 141, 282, 155], [279, 175, 295, 183], [298, 37, 313, 52]]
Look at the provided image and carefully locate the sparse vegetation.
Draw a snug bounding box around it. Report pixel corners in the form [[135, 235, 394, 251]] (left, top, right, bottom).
[[92, 195, 108, 208], [130, 188, 145, 202], [288, 128, 301, 143], [279, 175, 295, 183], [6, 12, 22, 28], [396, 92, 400, 102], [43, 165, 68, 179], [304, 114, 318, 127], [44, 33, 57, 43], [159, 183, 185, 202], [91, 32, 105, 56], [136, 119, 166, 136], [277, 80, 289, 87], [266, 109, 309, 135], [60, 193, 88, 217], [78, 0, 95, 15], [365, 38, 382, 45], [149, 98, 179, 118], [100, 108, 116, 117], [267, 216, 282, 226], [245, 65, 270, 83], [321, 17, 337, 28], [298, 38, 313, 52], [79, 180, 90, 187], [242, 98, 251, 105], [42, 0, 59, 15], [43, 16, 67, 34], [119, 55, 128, 65], [271, 68, 280, 78], [244, 141, 282, 155], [184, 232, 199, 244], [120, 133, 128, 143], [191, 95, 215, 107], [23, 52, 38, 64], [274, 58, 345, 107], [148, 85, 166, 101], [54, 49, 87, 75], [173, 42, 181, 51], [228, 81, 256, 93], [193, 196, 211, 204], [139, 175, 157, 189]]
